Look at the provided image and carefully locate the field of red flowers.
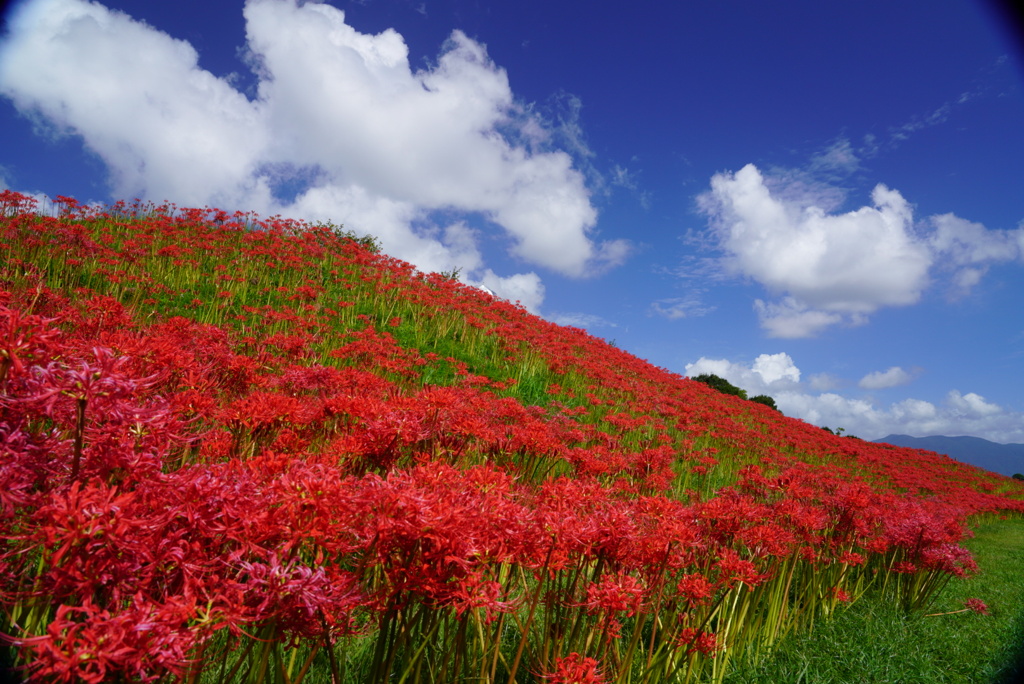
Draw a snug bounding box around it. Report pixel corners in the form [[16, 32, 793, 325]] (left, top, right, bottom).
[[2, 189, 1022, 683]]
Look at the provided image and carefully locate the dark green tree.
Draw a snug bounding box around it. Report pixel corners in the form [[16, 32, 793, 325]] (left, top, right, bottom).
[[749, 394, 778, 410], [692, 373, 747, 400]]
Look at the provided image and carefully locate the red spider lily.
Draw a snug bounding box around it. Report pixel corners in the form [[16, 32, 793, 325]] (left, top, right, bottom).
[[544, 652, 606, 683], [829, 587, 852, 603], [676, 573, 717, 607], [0, 305, 63, 385], [892, 561, 918, 574], [584, 572, 647, 618], [0, 188, 39, 215], [925, 597, 991, 618], [676, 627, 720, 656], [714, 548, 770, 590], [24, 480, 146, 602], [231, 553, 363, 640], [838, 550, 866, 566], [448, 570, 515, 623], [8, 345, 174, 482], [221, 391, 307, 438], [15, 595, 196, 684], [736, 522, 798, 558], [964, 598, 989, 615]]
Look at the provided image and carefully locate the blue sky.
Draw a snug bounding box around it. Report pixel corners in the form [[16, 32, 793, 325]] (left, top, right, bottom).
[[2, 0, 1023, 443]]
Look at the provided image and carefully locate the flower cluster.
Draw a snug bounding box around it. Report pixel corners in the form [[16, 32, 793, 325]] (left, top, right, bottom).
[[1, 190, 1021, 683]]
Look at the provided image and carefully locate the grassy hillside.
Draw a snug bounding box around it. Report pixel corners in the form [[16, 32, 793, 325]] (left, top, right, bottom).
[[2, 190, 1022, 683]]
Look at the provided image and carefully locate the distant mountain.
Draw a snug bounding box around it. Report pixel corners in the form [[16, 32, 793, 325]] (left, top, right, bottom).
[[873, 434, 1024, 478]]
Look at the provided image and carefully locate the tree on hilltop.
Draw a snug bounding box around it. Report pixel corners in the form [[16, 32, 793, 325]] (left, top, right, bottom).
[[750, 394, 779, 411], [692, 373, 747, 400]]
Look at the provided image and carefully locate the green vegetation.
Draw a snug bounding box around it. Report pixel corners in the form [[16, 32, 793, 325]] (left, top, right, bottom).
[[748, 395, 778, 411], [723, 516, 1024, 683], [692, 373, 748, 399], [692, 374, 781, 414]]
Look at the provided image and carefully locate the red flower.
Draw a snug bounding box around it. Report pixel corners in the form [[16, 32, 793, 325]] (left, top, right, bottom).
[[838, 550, 865, 566], [676, 572, 716, 606], [544, 653, 605, 683], [16, 596, 196, 684], [829, 587, 852, 603], [964, 598, 989, 615], [584, 572, 646, 617], [677, 628, 720, 656], [714, 548, 768, 589], [892, 561, 918, 574]]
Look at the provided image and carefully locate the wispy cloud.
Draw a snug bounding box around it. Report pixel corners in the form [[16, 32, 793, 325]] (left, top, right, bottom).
[[650, 295, 714, 320], [859, 366, 914, 390], [869, 57, 1010, 155], [547, 311, 617, 330], [609, 162, 652, 209]]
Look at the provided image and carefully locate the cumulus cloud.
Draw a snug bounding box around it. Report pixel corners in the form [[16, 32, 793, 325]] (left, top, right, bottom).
[[947, 390, 1002, 417], [698, 164, 1024, 337], [0, 0, 629, 312], [0, 0, 264, 207], [472, 269, 545, 313], [752, 353, 801, 385], [684, 353, 1024, 443], [700, 165, 930, 326], [858, 366, 913, 390], [685, 352, 801, 396]]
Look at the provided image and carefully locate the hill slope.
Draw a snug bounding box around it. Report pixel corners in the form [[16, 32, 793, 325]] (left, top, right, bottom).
[[2, 190, 1023, 683], [874, 434, 1024, 478]]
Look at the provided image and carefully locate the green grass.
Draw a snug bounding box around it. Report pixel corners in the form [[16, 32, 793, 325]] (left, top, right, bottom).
[[723, 516, 1024, 683]]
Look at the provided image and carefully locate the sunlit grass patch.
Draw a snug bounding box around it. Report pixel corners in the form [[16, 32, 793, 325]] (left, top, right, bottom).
[[723, 516, 1024, 684]]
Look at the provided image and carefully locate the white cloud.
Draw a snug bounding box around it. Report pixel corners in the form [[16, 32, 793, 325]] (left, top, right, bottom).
[[752, 352, 801, 385], [698, 164, 1023, 337], [947, 390, 1002, 417], [685, 352, 800, 396], [753, 298, 844, 339], [930, 214, 1023, 264], [685, 353, 1024, 443], [0, 0, 628, 310], [470, 269, 545, 313], [776, 389, 1024, 443], [807, 138, 861, 179], [0, 0, 265, 208], [859, 366, 913, 390], [701, 164, 930, 318], [929, 214, 1023, 295]]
